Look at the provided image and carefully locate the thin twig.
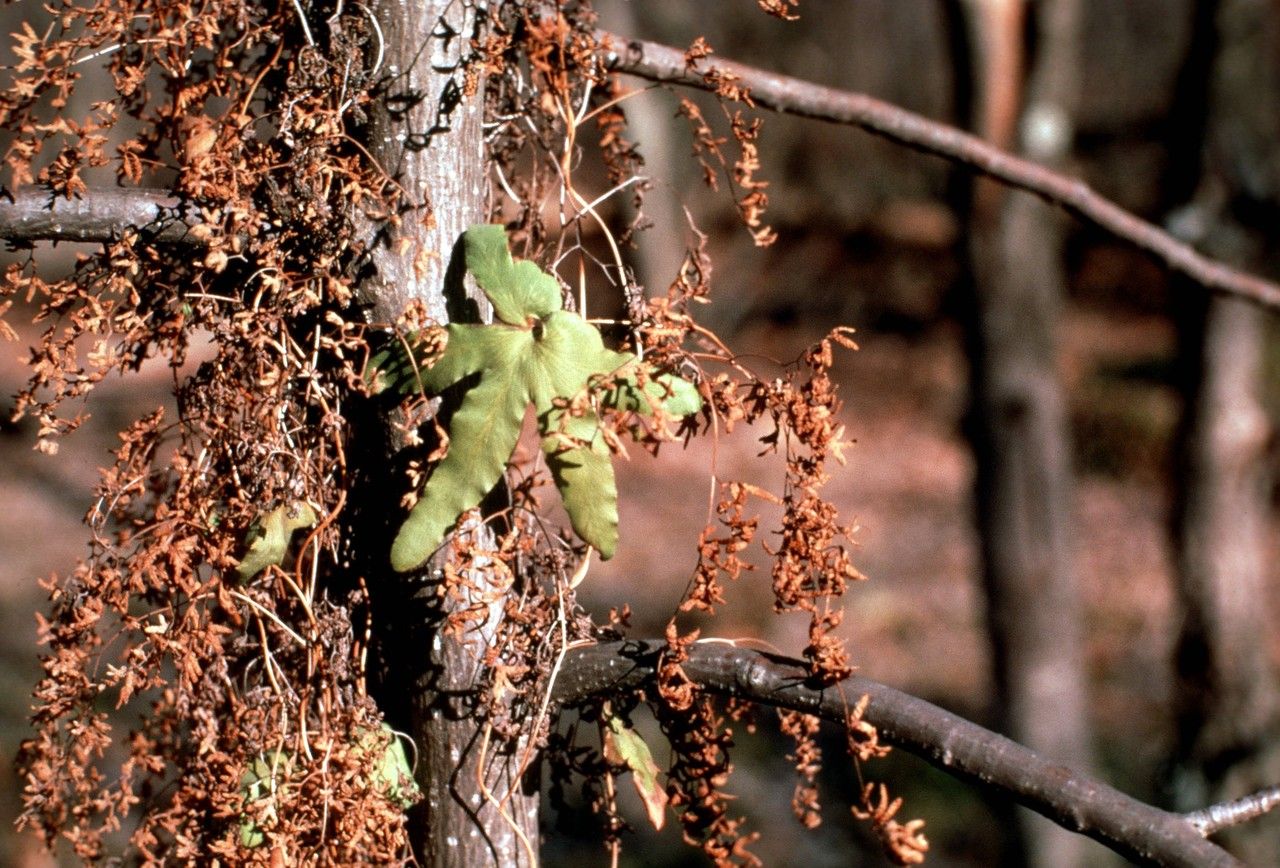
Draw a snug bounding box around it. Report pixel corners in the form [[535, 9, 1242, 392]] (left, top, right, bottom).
[[356, 3, 385, 78], [598, 32, 1280, 311], [1184, 785, 1280, 837], [230, 590, 307, 646], [473, 723, 539, 867], [555, 640, 1241, 868], [288, 0, 316, 46]]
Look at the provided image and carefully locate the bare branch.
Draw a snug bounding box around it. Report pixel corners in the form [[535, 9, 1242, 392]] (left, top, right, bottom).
[[555, 640, 1242, 868], [0, 187, 203, 245], [600, 33, 1280, 311], [1185, 785, 1280, 837]]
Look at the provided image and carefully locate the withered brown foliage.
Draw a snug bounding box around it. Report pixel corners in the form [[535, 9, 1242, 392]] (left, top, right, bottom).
[[779, 710, 823, 830], [757, 0, 803, 22], [676, 36, 778, 246], [854, 783, 931, 866], [7, 0, 411, 861], [686, 325, 865, 684], [4, 0, 921, 863]]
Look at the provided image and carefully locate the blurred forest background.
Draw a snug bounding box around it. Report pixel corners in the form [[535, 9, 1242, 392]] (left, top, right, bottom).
[[3, 0, 1279, 865]]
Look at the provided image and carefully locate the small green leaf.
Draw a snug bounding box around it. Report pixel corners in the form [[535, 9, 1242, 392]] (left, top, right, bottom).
[[465, 224, 562, 325], [239, 818, 264, 849], [238, 749, 293, 848], [236, 502, 317, 582], [355, 724, 420, 809], [603, 710, 668, 831]]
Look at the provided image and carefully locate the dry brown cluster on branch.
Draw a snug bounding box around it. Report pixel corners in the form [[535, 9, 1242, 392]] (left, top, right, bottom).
[[7, 0, 415, 860]]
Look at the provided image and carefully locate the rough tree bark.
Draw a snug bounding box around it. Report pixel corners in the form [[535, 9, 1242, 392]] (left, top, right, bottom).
[[1164, 0, 1280, 862], [352, 1, 538, 863], [955, 1, 1097, 865]]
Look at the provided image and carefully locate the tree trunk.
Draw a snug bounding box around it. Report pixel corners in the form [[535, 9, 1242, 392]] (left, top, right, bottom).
[[356, 1, 539, 864], [594, 0, 690, 301], [1165, 1, 1280, 862], [956, 2, 1097, 865], [1172, 296, 1277, 825]]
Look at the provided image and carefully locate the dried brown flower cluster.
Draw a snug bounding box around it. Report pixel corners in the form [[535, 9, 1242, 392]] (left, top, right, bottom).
[[779, 710, 824, 829], [677, 36, 778, 246], [7, 0, 412, 861], [757, 0, 803, 22], [854, 783, 930, 865]]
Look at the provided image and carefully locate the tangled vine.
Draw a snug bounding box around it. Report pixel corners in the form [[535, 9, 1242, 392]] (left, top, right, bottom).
[[5, 1, 919, 864]]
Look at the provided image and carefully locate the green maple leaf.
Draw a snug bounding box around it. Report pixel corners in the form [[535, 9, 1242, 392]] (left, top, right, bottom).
[[373, 225, 701, 573]]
